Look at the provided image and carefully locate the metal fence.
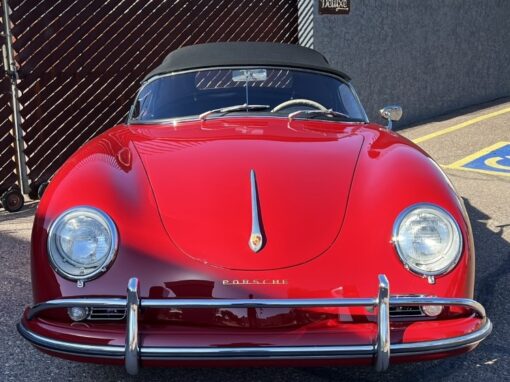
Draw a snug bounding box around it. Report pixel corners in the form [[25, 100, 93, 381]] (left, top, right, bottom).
[[0, 0, 299, 199], [0, 16, 17, 194]]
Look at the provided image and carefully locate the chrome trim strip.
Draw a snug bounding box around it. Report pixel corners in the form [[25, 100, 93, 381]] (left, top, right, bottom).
[[140, 344, 373, 359], [28, 296, 485, 317], [375, 275, 390, 371], [28, 297, 377, 315], [249, 169, 264, 253], [125, 278, 140, 375], [17, 319, 492, 361], [141, 298, 378, 309]]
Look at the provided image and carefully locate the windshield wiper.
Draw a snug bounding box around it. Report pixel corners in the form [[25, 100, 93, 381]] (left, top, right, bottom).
[[288, 109, 355, 122], [199, 104, 270, 120]]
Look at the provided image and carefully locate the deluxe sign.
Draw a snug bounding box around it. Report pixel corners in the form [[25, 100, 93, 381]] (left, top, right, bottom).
[[319, 0, 350, 15]]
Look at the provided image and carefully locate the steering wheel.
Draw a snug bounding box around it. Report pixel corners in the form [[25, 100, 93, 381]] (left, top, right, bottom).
[[271, 99, 328, 113]]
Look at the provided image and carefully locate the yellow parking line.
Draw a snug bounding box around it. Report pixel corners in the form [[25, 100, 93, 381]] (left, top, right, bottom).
[[412, 107, 510, 144], [443, 166, 510, 178], [444, 142, 509, 168], [443, 141, 510, 177]]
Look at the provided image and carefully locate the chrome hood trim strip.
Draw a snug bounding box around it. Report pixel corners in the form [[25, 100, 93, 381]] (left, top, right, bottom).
[[248, 169, 264, 253]]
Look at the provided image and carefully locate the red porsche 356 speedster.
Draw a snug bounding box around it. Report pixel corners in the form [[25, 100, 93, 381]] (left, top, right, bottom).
[[18, 42, 491, 374]]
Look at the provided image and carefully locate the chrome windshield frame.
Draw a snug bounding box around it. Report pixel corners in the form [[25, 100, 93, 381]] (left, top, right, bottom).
[[127, 66, 370, 125]]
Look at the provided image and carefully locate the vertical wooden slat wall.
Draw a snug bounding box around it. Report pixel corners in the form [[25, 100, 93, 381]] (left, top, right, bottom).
[[1, 0, 299, 192]]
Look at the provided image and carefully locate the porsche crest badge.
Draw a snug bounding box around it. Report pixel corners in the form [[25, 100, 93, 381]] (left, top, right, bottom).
[[249, 232, 263, 253]]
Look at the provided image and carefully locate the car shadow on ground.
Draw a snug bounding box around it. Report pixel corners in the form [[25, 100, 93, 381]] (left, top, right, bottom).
[[0, 202, 38, 223], [2, 200, 508, 381]]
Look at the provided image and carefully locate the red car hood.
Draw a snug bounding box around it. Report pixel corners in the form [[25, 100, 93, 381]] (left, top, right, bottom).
[[132, 118, 364, 270]]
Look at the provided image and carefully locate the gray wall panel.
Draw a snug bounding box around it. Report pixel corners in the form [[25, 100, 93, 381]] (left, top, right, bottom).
[[313, 0, 510, 126]]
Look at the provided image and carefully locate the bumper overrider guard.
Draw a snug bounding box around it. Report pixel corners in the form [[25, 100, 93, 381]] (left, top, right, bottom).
[[17, 275, 492, 375]]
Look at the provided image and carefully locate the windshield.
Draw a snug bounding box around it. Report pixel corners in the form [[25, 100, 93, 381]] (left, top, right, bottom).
[[130, 68, 367, 122]]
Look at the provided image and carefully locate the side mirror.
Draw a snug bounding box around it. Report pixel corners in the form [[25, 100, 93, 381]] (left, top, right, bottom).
[[379, 105, 403, 130]]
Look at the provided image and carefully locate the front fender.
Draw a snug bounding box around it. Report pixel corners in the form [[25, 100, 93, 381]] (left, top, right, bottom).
[[31, 125, 179, 303], [332, 126, 474, 298]]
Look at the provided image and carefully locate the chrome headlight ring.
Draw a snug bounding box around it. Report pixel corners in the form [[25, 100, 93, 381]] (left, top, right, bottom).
[[392, 203, 463, 277], [47, 206, 118, 281]]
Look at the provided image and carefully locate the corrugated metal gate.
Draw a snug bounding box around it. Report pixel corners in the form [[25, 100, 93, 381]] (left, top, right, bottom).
[[0, 0, 299, 203]]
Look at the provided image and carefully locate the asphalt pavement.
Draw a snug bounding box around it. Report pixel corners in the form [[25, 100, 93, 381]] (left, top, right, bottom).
[[1, 98, 509, 381]]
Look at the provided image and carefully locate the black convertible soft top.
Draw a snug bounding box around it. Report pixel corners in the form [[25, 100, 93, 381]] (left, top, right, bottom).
[[143, 42, 350, 82]]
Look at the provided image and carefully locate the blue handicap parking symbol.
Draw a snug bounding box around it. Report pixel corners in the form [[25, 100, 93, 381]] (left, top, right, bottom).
[[447, 142, 510, 176]]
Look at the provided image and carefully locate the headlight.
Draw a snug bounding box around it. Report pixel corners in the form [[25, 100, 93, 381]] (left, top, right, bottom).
[[392, 204, 462, 276], [48, 206, 118, 281]]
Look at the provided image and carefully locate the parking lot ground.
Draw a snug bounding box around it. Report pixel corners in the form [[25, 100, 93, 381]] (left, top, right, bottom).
[[1, 99, 509, 381]]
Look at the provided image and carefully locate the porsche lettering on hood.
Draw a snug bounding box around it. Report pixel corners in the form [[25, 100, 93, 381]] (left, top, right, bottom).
[[134, 121, 364, 270], [222, 279, 289, 286]]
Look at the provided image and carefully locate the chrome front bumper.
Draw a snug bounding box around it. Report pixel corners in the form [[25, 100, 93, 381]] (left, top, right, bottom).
[[18, 275, 492, 375]]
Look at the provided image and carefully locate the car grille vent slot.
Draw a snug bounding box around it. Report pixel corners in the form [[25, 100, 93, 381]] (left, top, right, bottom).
[[389, 306, 424, 317], [88, 307, 127, 321]]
